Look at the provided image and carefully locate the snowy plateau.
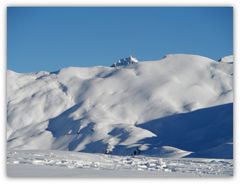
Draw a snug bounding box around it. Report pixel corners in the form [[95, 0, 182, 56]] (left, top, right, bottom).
[[7, 54, 233, 177]]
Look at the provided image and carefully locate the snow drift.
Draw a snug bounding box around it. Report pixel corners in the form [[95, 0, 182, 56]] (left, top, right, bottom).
[[7, 54, 233, 159]]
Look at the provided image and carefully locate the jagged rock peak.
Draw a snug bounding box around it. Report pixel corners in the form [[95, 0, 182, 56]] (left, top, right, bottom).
[[111, 56, 138, 67]]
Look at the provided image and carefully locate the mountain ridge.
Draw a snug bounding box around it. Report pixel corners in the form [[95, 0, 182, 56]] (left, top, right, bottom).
[[7, 54, 234, 74], [7, 54, 233, 158]]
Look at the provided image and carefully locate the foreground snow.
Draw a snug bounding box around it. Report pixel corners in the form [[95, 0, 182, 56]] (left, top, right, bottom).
[[7, 150, 233, 177]]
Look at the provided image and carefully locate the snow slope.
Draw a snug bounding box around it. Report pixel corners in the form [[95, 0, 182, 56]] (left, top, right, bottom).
[[7, 54, 233, 159]]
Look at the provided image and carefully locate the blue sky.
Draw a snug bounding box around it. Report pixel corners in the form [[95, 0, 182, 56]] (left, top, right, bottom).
[[7, 7, 233, 72]]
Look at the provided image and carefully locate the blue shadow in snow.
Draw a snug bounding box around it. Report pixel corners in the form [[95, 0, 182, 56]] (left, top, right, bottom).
[[137, 103, 233, 158]]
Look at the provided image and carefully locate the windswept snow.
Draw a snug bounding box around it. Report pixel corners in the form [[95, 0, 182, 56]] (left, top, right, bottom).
[[7, 54, 233, 160]]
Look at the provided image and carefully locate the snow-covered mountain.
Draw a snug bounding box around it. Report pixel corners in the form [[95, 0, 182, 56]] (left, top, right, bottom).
[[7, 54, 233, 159], [111, 56, 138, 67], [218, 55, 234, 63]]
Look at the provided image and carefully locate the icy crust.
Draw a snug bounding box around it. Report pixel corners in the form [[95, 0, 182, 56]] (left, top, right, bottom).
[[7, 54, 233, 158], [7, 150, 233, 177]]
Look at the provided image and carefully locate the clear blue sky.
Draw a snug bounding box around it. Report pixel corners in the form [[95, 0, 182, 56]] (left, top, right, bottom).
[[7, 7, 233, 72]]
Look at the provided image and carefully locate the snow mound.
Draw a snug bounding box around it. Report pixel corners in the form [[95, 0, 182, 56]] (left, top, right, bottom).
[[219, 55, 234, 63], [7, 54, 233, 158], [111, 56, 138, 67]]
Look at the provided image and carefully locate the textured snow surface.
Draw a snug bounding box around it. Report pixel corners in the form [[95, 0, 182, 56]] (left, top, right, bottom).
[[7, 150, 233, 177], [7, 54, 233, 159]]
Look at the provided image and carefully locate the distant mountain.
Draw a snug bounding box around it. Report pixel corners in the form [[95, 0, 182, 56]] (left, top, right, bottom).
[[111, 56, 138, 67], [7, 54, 233, 158]]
